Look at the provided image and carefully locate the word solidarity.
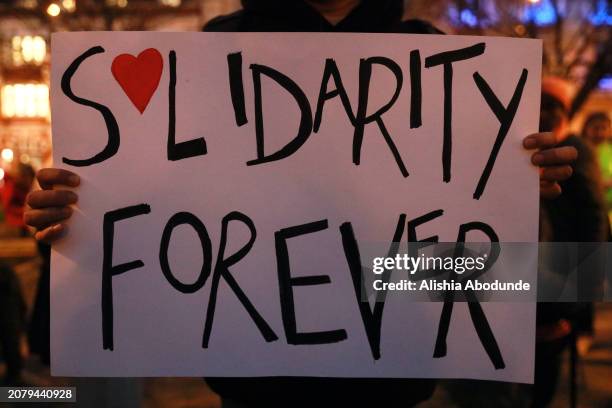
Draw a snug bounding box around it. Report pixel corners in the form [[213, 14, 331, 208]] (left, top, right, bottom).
[[61, 42, 527, 200]]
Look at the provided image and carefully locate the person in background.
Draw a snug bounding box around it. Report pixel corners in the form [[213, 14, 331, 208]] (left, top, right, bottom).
[[536, 77, 608, 407], [1, 164, 35, 234], [0, 262, 26, 386], [0, 164, 35, 386], [23, 1, 579, 407], [583, 111, 612, 146], [539, 78, 607, 244], [578, 111, 612, 358], [582, 112, 612, 218]]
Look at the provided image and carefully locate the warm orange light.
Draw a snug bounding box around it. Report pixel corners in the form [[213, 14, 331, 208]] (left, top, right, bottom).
[[1, 148, 14, 163], [62, 0, 76, 12], [62, 0, 76, 13], [47, 3, 61, 16], [1, 84, 50, 119], [11, 35, 46, 66], [106, 0, 128, 7], [160, 0, 181, 7]]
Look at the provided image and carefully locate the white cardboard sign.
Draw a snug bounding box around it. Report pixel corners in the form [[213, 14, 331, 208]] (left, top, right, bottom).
[[50, 32, 541, 382]]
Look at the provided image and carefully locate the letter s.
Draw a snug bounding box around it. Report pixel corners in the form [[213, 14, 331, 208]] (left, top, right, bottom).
[[61, 46, 120, 167]]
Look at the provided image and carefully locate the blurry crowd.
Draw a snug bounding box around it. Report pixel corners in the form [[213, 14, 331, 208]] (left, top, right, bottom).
[[0, 160, 51, 387], [536, 77, 610, 408], [0, 159, 50, 386], [0, 162, 34, 386]]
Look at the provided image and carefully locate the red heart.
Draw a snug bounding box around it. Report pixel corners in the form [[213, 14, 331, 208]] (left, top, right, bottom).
[[111, 48, 163, 114]]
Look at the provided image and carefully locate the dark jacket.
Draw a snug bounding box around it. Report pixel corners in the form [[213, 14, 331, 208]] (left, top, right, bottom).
[[203, 1, 438, 407], [538, 135, 608, 326], [543, 135, 607, 244]]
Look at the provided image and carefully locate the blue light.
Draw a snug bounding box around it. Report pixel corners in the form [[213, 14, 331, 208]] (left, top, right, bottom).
[[589, 0, 612, 26], [523, 0, 558, 26], [599, 75, 612, 91], [460, 8, 479, 27], [447, 4, 482, 28]]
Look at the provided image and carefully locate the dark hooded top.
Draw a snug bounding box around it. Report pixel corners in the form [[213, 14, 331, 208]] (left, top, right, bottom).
[[203, 1, 438, 407], [206, 0, 442, 34]]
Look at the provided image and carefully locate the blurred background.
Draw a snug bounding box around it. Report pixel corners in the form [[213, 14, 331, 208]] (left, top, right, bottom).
[[0, 0, 610, 407]]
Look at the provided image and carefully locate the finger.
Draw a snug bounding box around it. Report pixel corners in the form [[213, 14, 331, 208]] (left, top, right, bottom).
[[27, 190, 78, 209], [37, 168, 80, 190], [523, 132, 556, 149], [540, 165, 573, 182], [540, 179, 556, 190], [540, 179, 555, 187], [540, 182, 562, 199], [24, 207, 73, 229], [532, 146, 578, 166], [34, 224, 66, 243]]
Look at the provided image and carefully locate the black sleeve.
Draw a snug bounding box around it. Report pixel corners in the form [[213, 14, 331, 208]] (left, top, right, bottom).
[[397, 19, 445, 34], [202, 10, 244, 32]]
